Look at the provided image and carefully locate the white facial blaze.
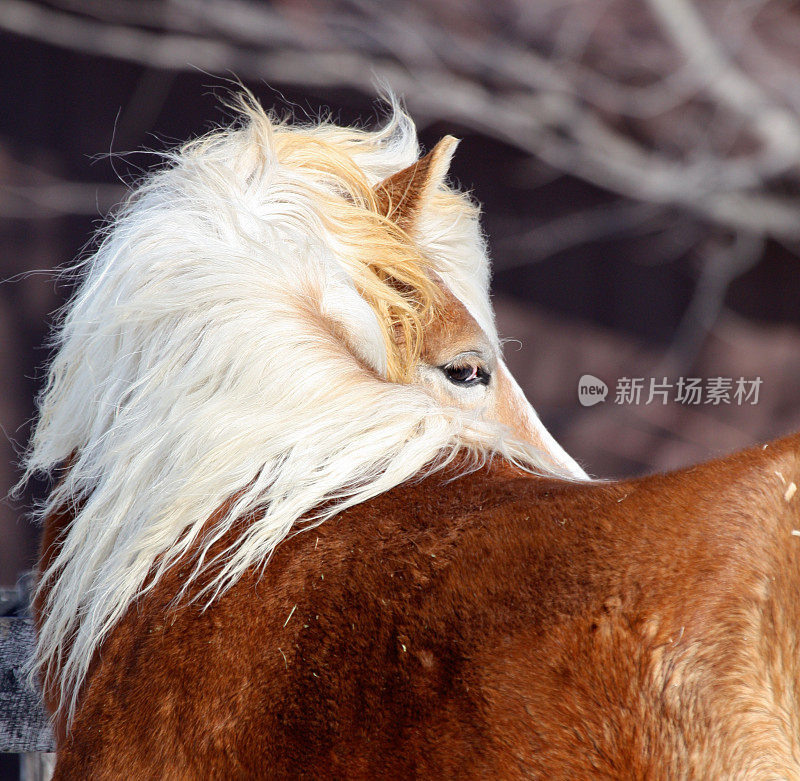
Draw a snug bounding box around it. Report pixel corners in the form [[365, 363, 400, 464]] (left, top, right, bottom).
[[496, 362, 587, 479]]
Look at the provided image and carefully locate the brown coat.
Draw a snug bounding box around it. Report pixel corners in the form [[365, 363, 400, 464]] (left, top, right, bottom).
[[41, 434, 800, 778]]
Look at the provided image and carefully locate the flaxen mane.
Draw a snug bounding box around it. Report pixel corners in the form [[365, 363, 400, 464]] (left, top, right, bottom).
[[21, 98, 570, 725]]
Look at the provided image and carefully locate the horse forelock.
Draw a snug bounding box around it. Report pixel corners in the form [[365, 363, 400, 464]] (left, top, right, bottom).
[[22, 97, 558, 725]]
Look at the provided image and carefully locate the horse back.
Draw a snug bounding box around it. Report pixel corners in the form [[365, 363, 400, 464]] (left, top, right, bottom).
[[49, 435, 800, 778]]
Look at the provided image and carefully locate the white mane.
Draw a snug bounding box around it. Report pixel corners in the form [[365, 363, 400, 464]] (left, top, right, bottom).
[[22, 100, 562, 723]]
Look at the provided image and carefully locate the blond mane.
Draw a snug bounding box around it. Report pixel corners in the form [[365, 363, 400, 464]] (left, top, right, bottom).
[[21, 98, 562, 724]]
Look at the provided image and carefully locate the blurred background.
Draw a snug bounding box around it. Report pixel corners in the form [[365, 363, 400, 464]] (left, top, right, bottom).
[[2, 0, 800, 587]]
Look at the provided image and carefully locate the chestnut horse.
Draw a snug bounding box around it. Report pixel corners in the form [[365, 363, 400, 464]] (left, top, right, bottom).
[[24, 101, 800, 778]]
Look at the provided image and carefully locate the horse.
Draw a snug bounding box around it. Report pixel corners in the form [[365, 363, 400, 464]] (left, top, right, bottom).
[[23, 99, 800, 778]]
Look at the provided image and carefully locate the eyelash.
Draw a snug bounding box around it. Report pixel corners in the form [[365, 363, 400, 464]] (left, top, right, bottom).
[[442, 362, 490, 387]]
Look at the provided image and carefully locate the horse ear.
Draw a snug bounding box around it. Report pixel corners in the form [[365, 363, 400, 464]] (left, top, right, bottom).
[[374, 136, 459, 231]]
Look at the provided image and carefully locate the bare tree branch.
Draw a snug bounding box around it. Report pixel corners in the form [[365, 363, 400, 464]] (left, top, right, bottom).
[[4, 0, 800, 255]]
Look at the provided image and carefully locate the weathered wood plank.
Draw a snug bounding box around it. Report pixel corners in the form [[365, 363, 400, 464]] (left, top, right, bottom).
[[21, 751, 56, 781], [0, 617, 55, 753]]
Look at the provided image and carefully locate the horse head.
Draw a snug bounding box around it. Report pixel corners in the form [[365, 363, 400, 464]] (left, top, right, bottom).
[[24, 98, 584, 725], [371, 137, 585, 478]]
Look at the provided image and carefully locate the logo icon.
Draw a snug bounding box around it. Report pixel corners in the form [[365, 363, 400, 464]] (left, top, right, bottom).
[[578, 375, 607, 406]]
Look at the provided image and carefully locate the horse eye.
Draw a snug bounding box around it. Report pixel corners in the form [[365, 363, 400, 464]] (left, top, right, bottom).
[[442, 361, 490, 387]]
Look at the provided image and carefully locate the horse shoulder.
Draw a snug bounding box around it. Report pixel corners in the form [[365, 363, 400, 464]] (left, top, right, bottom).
[[475, 434, 800, 776]]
